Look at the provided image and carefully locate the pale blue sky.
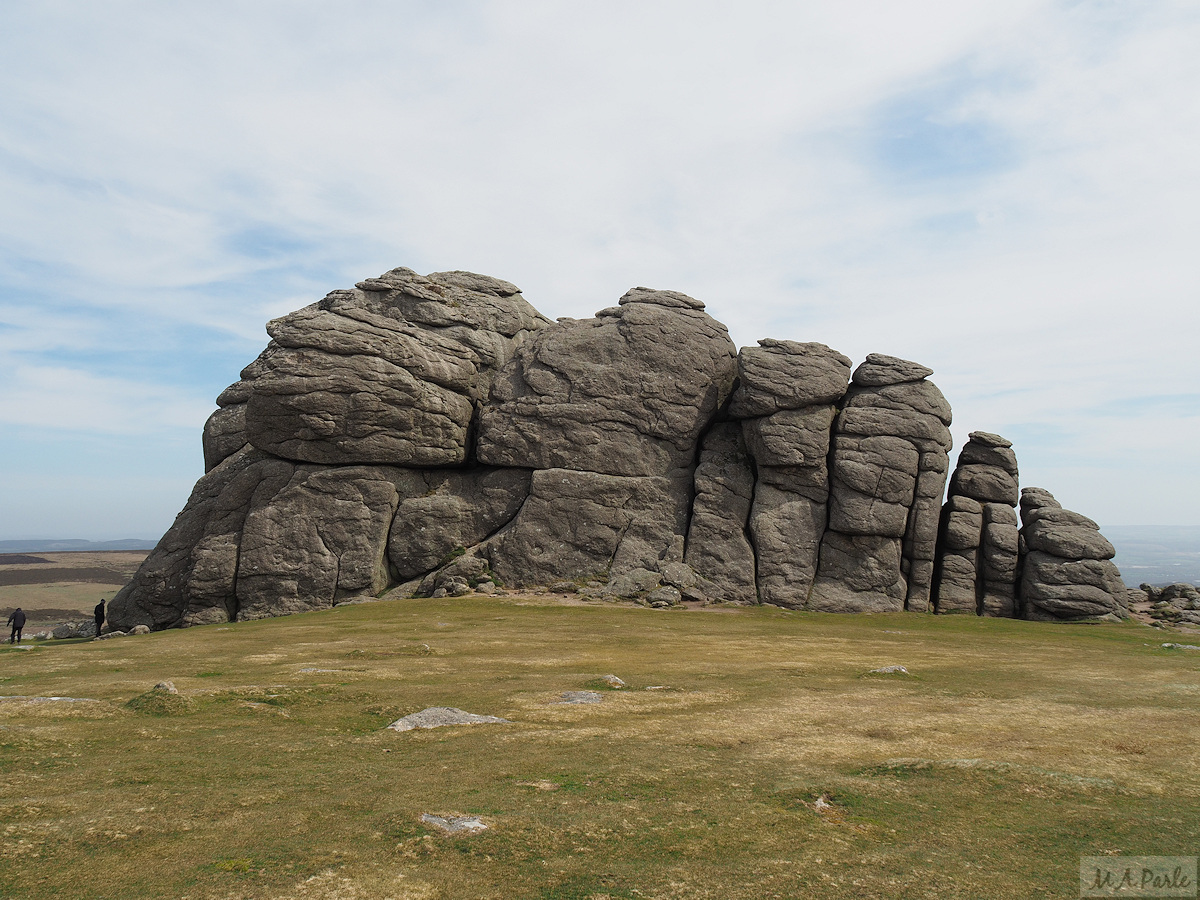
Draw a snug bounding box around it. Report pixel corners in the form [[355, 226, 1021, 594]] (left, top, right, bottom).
[[1, 1, 1198, 539]]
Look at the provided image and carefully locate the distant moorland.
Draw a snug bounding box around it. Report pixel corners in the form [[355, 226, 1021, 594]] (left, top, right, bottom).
[[1106, 525, 1200, 586]]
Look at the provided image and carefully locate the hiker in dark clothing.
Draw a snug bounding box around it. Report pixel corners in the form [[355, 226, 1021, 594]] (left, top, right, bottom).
[[94, 599, 106, 638], [7, 608, 26, 643]]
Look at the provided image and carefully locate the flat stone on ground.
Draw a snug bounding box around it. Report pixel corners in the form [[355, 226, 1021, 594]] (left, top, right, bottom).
[[420, 813, 488, 834], [387, 707, 511, 731], [557, 691, 603, 704]]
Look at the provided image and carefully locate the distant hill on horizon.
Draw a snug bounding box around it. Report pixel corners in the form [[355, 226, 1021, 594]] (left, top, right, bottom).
[[1106, 525, 1200, 587], [0, 538, 159, 553]]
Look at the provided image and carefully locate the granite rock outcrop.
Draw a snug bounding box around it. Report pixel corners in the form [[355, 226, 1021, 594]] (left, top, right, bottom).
[[932, 432, 1020, 616], [1018, 488, 1128, 621], [107, 267, 1128, 631]]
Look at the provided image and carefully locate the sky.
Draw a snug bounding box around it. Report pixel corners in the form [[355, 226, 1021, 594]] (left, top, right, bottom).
[[1, 1, 1198, 540]]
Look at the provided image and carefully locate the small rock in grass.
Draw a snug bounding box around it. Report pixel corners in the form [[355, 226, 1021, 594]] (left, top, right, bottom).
[[387, 707, 511, 732], [126, 682, 194, 716], [95, 631, 128, 641], [869, 665, 910, 675], [557, 691, 603, 704], [647, 586, 682, 607], [130, 625, 151, 635], [420, 813, 487, 834], [600, 674, 626, 688], [1162, 643, 1200, 651]]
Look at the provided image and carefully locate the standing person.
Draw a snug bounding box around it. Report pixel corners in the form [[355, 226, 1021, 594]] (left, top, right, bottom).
[[94, 598, 106, 638], [7, 608, 26, 644]]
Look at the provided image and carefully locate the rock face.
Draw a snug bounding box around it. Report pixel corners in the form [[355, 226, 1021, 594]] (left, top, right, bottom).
[[732, 340, 852, 609], [932, 432, 1020, 616], [683, 423, 757, 604], [1018, 488, 1127, 621], [476, 287, 737, 477], [208, 268, 551, 471], [107, 266, 1128, 630], [809, 354, 952, 613]]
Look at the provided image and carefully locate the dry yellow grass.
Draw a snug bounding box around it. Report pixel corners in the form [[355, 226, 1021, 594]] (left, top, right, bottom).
[[1, 594, 1197, 899], [0, 551, 148, 623]]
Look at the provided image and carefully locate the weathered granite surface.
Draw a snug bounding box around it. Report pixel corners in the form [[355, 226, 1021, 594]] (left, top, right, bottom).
[[809, 355, 952, 613], [933, 432, 1020, 616], [1018, 488, 1127, 621], [107, 267, 1127, 630]]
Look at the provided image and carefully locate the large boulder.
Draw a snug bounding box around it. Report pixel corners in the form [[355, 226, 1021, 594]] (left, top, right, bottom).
[[477, 288, 737, 477], [728, 340, 851, 608], [116, 263, 1133, 633], [108, 270, 552, 630], [1018, 488, 1127, 621], [728, 339, 852, 418], [810, 355, 951, 613], [239, 268, 550, 466], [932, 432, 1020, 616]]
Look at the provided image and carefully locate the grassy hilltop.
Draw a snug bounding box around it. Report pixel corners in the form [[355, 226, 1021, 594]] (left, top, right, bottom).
[[1, 595, 1198, 900]]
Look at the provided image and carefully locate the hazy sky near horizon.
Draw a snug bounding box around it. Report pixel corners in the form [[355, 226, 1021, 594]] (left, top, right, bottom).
[[1, 1, 1198, 540]]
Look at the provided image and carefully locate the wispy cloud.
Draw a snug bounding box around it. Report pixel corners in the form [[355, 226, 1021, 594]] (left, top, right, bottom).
[[1, 0, 1197, 534], [0, 365, 214, 434]]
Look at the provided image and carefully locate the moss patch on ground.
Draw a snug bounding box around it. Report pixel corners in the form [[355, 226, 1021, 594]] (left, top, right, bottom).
[[0, 596, 1196, 899]]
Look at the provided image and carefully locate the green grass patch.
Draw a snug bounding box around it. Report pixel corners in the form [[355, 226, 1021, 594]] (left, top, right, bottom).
[[0, 597, 1196, 898]]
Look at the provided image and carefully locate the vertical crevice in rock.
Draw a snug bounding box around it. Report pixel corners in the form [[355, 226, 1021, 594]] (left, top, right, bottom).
[[683, 422, 758, 604]]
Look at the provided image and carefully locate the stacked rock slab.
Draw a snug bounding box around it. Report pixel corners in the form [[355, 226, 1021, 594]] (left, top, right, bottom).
[[1018, 488, 1128, 621], [932, 432, 1020, 616], [808, 354, 953, 613], [723, 339, 852, 608]]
